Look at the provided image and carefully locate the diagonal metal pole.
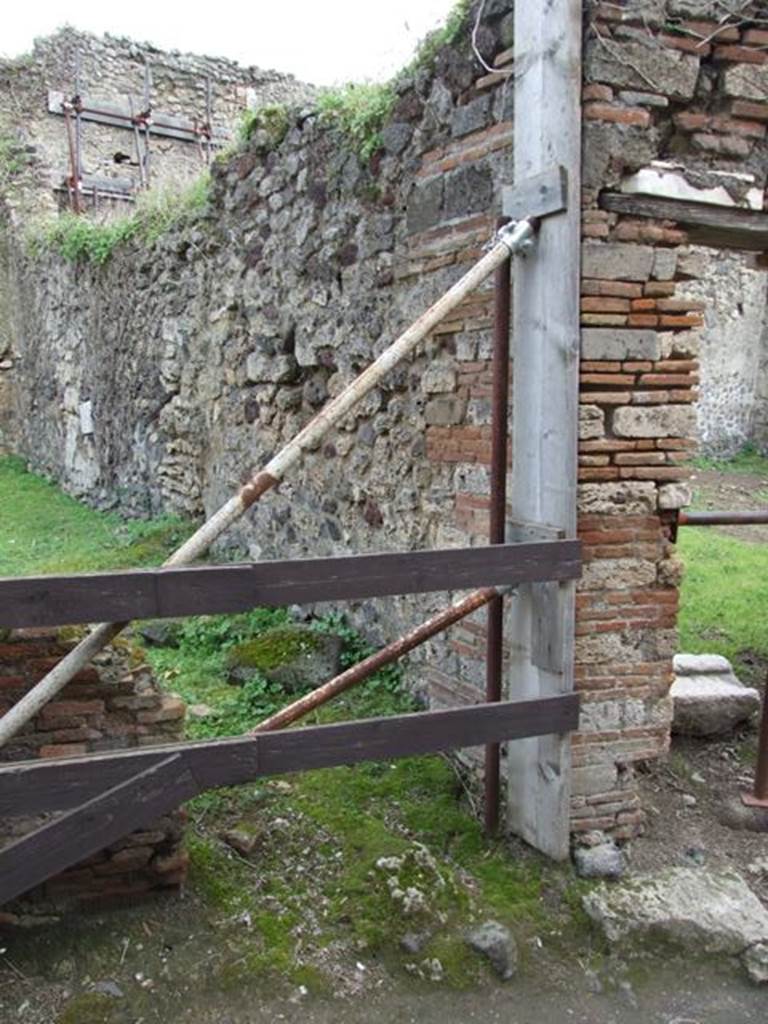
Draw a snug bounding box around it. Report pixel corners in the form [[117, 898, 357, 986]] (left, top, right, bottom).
[[252, 586, 507, 733], [0, 220, 535, 748]]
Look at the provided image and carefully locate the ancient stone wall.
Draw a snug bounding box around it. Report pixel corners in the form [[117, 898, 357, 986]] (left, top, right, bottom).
[[0, 27, 314, 220], [0, 629, 187, 922], [4, 1, 768, 847]]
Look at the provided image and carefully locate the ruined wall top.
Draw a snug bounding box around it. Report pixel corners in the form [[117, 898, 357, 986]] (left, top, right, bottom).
[[0, 26, 316, 218]]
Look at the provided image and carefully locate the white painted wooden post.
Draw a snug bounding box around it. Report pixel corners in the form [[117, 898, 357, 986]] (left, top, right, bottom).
[[505, 0, 582, 860]]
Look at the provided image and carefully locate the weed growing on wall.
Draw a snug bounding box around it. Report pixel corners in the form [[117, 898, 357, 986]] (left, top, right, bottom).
[[0, 133, 27, 188], [315, 0, 470, 161], [401, 0, 472, 77], [238, 103, 292, 148], [29, 172, 211, 265], [317, 83, 396, 162]]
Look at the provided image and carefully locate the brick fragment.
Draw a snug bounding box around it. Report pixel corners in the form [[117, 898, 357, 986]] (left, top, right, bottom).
[[583, 84, 613, 101], [584, 102, 651, 126], [731, 99, 768, 121], [713, 45, 767, 64], [40, 743, 88, 758]]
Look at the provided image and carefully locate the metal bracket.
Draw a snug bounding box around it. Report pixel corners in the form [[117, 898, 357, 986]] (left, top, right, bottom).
[[502, 166, 568, 222]]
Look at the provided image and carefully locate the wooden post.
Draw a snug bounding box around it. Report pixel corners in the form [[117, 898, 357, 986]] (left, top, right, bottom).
[[504, 0, 582, 860]]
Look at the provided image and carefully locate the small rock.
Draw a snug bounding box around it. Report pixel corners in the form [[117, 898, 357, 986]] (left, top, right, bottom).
[[683, 846, 706, 867], [400, 931, 430, 955], [682, 794, 697, 808], [375, 856, 403, 872], [573, 840, 625, 880], [466, 920, 518, 981], [93, 980, 124, 998], [742, 941, 768, 984], [220, 828, 260, 857], [188, 703, 214, 719], [137, 620, 182, 648], [421, 957, 443, 982], [717, 797, 768, 833]]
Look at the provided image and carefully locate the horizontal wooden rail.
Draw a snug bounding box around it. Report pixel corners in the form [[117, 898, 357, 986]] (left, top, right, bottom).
[[0, 695, 579, 819], [0, 540, 581, 629]]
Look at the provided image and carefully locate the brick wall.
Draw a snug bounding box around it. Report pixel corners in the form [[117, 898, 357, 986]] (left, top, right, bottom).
[[572, 1, 767, 840], [0, 629, 188, 922]]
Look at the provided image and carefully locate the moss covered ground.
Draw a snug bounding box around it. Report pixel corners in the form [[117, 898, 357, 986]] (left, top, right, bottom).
[[0, 455, 594, 1011]]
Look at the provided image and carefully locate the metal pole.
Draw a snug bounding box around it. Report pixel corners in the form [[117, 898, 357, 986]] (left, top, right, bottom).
[[74, 50, 83, 206], [253, 588, 503, 733], [143, 60, 152, 186], [484, 227, 512, 836], [678, 511, 768, 527], [62, 103, 83, 215], [205, 77, 213, 166], [742, 672, 768, 808], [129, 95, 147, 189], [0, 220, 536, 748]]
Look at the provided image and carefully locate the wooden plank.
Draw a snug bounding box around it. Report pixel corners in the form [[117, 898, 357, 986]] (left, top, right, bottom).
[[48, 91, 230, 145], [0, 540, 581, 629], [600, 192, 768, 251], [502, 166, 568, 223], [0, 696, 580, 818], [506, 0, 582, 861], [0, 755, 198, 907]]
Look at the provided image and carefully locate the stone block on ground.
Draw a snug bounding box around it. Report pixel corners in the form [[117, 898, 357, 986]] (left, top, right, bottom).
[[573, 839, 625, 880], [671, 653, 761, 736], [466, 920, 518, 981], [582, 868, 768, 984], [226, 625, 342, 693]]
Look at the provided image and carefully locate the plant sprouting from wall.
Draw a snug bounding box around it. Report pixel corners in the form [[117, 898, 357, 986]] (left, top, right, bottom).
[[30, 172, 211, 266], [401, 0, 472, 77], [238, 103, 292, 149], [0, 132, 29, 190], [315, 0, 470, 162], [317, 83, 396, 162]]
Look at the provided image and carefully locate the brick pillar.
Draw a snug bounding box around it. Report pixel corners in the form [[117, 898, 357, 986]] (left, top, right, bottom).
[[573, 235, 700, 841]]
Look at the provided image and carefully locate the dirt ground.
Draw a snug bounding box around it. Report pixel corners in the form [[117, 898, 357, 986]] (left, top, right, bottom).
[[689, 466, 768, 543]]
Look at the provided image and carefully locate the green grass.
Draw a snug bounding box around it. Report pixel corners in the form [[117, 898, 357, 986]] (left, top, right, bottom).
[[678, 527, 768, 677], [0, 453, 591, 990], [679, 447, 768, 680], [317, 83, 396, 162], [691, 443, 768, 476], [28, 173, 210, 266], [0, 455, 192, 576]]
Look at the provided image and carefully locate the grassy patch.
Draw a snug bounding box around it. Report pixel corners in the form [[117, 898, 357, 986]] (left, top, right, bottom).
[[28, 174, 210, 266], [679, 448, 768, 680], [399, 0, 472, 78], [691, 443, 768, 476], [317, 83, 396, 162], [0, 455, 191, 576], [238, 103, 292, 148], [678, 528, 768, 671]]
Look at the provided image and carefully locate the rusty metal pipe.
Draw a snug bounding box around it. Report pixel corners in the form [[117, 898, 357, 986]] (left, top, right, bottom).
[[252, 587, 502, 733], [484, 232, 512, 836], [742, 673, 768, 808], [678, 511, 768, 527], [62, 104, 83, 215]]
